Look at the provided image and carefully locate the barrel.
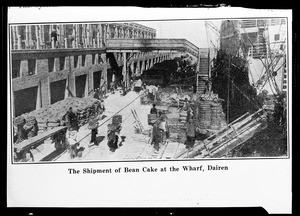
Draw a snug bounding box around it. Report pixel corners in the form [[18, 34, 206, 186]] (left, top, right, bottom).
[[112, 115, 122, 124], [14, 116, 25, 126]]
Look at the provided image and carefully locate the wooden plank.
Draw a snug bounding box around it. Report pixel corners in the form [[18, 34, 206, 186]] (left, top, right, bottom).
[[161, 142, 179, 159], [14, 126, 67, 151]]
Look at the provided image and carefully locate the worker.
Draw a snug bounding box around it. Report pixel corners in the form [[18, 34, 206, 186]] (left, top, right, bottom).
[[121, 80, 126, 96], [130, 79, 134, 91], [67, 130, 80, 159], [24, 120, 39, 139], [88, 114, 99, 147], [186, 107, 194, 123], [274, 94, 285, 126], [183, 98, 190, 111], [152, 85, 158, 102], [110, 80, 115, 94], [16, 123, 27, 144], [66, 107, 79, 132], [257, 89, 269, 107], [151, 118, 161, 151], [158, 115, 169, 144], [50, 29, 58, 47], [150, 104, 158, 114], [100, 77, 106, 96], [185, 117, 196, 149], [93, 88, 100, 100]]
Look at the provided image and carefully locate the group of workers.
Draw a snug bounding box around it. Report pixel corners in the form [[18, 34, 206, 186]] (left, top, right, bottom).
[[14, 117, 39, 144]]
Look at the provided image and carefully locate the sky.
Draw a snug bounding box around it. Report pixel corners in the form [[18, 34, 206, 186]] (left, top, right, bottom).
[[137, 20, 221, 49]]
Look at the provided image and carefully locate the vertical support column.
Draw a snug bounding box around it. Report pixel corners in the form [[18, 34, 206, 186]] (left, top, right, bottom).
[[114, 26, 118, 38], [59, 25, 63, 48], [36, 81, 41, 110], [103, 24, 107, 46], [65, 55, 75, 97], [107, 24, 111, 39], [85, 54, 94, 96], [122, 52, 127, 87], [72, 24, 76, 48], [81, 24, 85, 47], [121, 27, 124, 38], [12, 26, 16, 50], [28, 25, 32, 48], [135, 61, 140, 76], [39, 25, 43, 48], [87, 24, 91, 47], [35, 59, 51, 107], [145, 59, 149, 70], [35, 25, 40, 49], [53, 58, 60, 72], [141, 59, 145, 74], [17, 34, 22, 50], [101, 53, 108, 91], [97, 24, 101, 48], [25, 25, 29, 49], [41, 25, 45, 48], [64, 38, 68, 48], [20, 60, 28, 77], [75, 24, 79, 48], [130, 62, 134, 77]]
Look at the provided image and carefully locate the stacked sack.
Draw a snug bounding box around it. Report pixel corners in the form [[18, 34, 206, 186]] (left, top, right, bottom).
[[198, 100, 212, 129], [210, 101, 223, 130], [179, 110, 187, 123], [16, 97, 101, 134]]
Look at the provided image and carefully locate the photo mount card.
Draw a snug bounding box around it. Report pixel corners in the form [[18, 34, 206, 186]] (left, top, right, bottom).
[[7, 6, 293, 214]]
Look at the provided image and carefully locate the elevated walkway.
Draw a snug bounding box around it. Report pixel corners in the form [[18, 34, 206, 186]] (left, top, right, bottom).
[[106, 38, 199, 58]]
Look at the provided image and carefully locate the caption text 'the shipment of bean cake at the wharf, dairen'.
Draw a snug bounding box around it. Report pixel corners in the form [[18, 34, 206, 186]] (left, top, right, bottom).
[[68, 165, 229, 174]]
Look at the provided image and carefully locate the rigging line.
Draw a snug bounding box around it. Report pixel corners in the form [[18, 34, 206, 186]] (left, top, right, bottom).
[[242, 26, 272, 72], [271, 19, 284, 52]]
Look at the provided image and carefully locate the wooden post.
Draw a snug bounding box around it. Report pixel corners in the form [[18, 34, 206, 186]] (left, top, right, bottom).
[[97, 24, 101, 48], [35, 25, 40, 49], [12, 26, 17, 50], [101, 53, 108, 91], [75, 24, 79, 48], [17, 35, 22, 50], [51, 37, 55, 49], [64, 38, 68, 48], [122, 52, 127, 87], [86, 24, 90, 47]]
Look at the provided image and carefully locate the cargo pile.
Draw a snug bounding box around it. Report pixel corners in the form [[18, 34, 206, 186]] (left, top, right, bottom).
[[193, 92, 227, 131], [15, 97, 102, 134], [179, 110, 188, 123]]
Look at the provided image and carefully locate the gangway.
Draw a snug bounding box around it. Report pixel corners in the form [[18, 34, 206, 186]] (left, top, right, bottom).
[[175, 108, 268, 159]]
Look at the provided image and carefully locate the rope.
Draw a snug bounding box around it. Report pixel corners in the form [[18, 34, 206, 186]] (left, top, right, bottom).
[[75, 94, 141, 144]]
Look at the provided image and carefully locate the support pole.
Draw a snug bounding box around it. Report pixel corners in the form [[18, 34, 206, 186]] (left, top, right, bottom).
[[122, 52, 127, 87]]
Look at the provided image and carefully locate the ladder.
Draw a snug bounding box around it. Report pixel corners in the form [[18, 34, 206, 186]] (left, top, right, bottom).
[[131, 108, 144, 133]]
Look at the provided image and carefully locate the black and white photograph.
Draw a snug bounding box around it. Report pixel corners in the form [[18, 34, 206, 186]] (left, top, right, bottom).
[[6, 7, 293, 213], [9, 17, 289, 163]]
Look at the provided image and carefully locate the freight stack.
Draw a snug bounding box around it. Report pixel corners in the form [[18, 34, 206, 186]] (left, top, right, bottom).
[[179, 110, 188, 123], [193, 92, 227, 132], [14, 97, 103, 136]]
